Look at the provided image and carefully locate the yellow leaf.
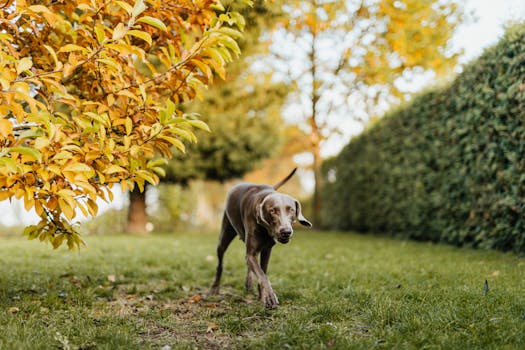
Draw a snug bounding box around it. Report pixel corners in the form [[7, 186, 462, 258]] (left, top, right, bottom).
[[28, 5, 51, 13], [95, 24, 106, 45], [136, 170, 158, 185], [63, 162, 93, 173], [127, 30, 152, 45], [58, 44, 88, 54], [58, 198, 75, 220], [77, 201, 89, 217], [96, 58, 121, 71], [43, 45, 62, 70], [116, 89, 141, 101], [132, 0, 147, 18], [125, 117, 133, 136], [159, 135, 185, 152], [104, 164, 127, 174], [0, 119, 13, 138], [115, 1, 133, 15], [87, 198, 98, 216], [16, 57, 33, 75], [105, 43, 133, 55], [112, 23, 127, 41], [191, 58, 213, 80]]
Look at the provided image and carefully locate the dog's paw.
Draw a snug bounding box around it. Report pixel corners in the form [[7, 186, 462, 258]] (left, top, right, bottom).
[[261, 289, 279, 309]]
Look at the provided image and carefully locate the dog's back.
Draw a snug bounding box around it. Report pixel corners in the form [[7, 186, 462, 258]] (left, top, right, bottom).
[[224, 183, 273, 241]]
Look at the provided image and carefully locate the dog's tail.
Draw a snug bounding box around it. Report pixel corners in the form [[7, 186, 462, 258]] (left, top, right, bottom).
[[273, 168, 297, 190]]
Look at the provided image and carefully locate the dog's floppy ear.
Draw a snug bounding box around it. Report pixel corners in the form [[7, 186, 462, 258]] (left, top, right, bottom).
[[294, 200, 312, 227], [257, 202, 270, 227]]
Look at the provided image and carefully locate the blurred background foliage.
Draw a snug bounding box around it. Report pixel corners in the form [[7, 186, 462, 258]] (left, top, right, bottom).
[[125, 0, 294, 233], [6, 1, 524, 255], [120, 0, 465, 234], [321, 23, 525, 253]]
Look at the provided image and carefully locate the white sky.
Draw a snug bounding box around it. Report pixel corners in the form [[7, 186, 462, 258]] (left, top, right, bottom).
[[1, 0, 525, 226], [454, 0, 525, 64]]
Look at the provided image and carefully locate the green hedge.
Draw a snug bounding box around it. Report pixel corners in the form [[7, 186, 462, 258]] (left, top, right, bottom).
[[321, 24, 525, 253]]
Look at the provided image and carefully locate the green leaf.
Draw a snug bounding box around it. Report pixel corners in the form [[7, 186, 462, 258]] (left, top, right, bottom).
[[187, 119, 211, 132], [218, 35, 241, 56], [17, 128, 44, 140], [0, 157, 19, 173], [9, 146, 42, 162], [217, 27, 244, 40], [210, 2, 225, 12], [23, 225, 39, 240], [137, 16, 167, 31], [146, 158, 168, 168]]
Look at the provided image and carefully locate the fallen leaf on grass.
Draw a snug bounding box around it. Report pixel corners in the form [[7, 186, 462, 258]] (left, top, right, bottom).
[[206, 323, 219, 333], [243, 298, 254, 304], [490, 270, 500, 277], [8, 307, 20, 314], [327, 338, 336, 347], [187, 294, 202, 303], [107, 274, 116, 282]]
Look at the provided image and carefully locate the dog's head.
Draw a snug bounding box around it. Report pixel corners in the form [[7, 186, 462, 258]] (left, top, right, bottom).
[[257, 193, 312, 244]]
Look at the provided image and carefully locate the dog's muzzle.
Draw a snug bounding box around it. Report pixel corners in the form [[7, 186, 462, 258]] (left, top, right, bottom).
[[277, 229, 292, 244]]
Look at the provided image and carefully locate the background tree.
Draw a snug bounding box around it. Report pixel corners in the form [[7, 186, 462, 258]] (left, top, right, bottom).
[[126, 0, 291, 233], [0, 0, 246, 247], [272, 0, 464, 225]]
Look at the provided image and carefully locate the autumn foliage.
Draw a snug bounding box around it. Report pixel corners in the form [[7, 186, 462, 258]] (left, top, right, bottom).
[[0, 0, 245, 248]]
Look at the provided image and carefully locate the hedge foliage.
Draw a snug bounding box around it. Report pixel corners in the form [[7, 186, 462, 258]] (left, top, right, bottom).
[[321, 24, 525, 253]]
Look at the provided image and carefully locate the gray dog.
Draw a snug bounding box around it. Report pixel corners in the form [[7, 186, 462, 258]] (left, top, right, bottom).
[[210, 168, 312, 308]]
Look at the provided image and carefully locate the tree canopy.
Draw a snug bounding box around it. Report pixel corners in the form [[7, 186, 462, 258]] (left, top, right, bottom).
[[163, 0, 289, 184], [0, 0, 246, 248], [270, 0, 464, 225], [125, 0, 290, 233]]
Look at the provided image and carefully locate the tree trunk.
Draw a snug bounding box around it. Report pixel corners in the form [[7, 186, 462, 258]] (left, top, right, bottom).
[[127, 187, 148, 233], [311, 133, 323, 228], [309, 25, 323, 227]]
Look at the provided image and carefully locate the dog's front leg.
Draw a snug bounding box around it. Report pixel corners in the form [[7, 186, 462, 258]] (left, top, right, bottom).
[[245, 269, 255, 293], [245, 254, 279, 309]]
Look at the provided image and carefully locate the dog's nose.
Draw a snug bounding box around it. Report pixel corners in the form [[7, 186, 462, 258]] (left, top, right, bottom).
[[279, 229, 292, 237]]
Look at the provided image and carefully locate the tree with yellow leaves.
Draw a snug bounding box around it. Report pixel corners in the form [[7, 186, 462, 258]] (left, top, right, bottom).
[[0, 0, 247, 248], [273, 0, 464, 225]]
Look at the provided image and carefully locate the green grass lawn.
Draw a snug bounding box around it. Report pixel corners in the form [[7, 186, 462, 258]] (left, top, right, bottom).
[[0, 231, 523, 349]]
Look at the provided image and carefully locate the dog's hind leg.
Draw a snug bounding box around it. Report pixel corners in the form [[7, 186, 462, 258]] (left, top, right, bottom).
[[210, 213, 236, 294]]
